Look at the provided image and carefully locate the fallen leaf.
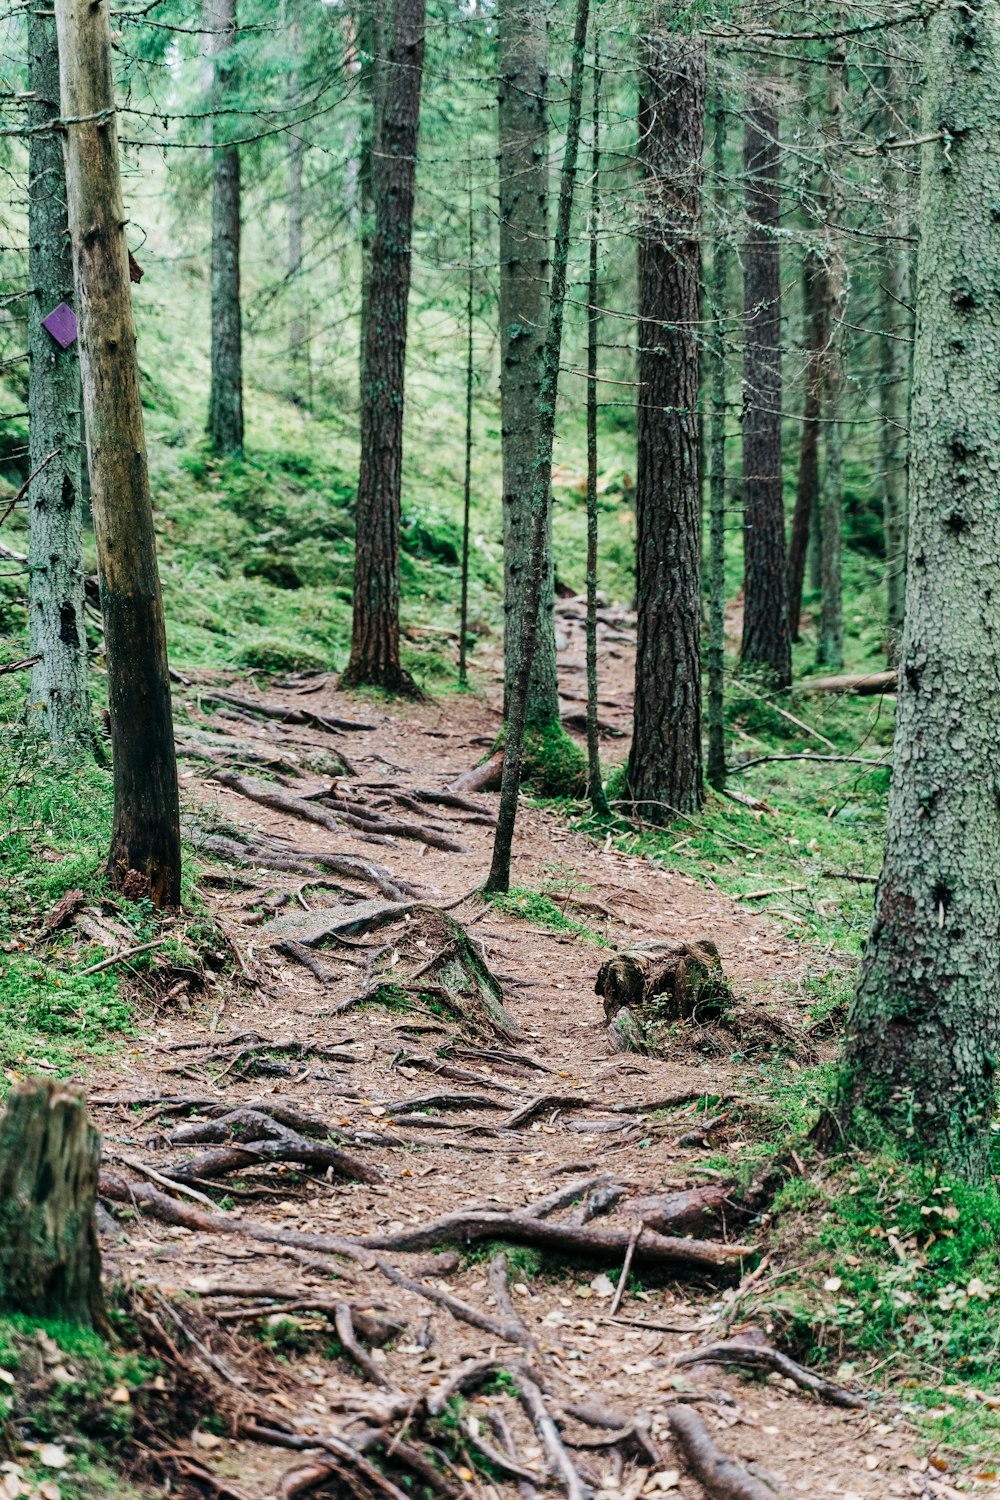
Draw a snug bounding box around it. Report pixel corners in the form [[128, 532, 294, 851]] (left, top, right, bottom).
[[192, 1431, 222, 1451], [37, 1447, 68, 1472], [109, 1386, 130, 1405]]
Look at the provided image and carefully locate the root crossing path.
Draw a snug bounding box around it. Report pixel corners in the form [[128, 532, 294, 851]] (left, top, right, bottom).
[[90, 654, 918, 1500]]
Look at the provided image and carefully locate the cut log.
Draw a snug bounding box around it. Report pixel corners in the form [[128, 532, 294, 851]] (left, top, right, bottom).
[[448, 749, 503, 794], [596, 940, 732, 1024], [0, 1082, 105, 1328], [797, 669, 897, 695], [623, 1184, 731, 1235]]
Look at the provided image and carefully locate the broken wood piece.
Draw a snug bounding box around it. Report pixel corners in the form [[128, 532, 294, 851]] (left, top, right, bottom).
[[797, 669, 897, 695], [447, 749, 503, 794], [622, 1183, 731, 1236], [674, 1337, 867, 1409], [666, 1405, 776, 1500]]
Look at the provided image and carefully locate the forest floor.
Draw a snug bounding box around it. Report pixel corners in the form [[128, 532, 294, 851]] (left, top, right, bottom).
[[30, 600, 989, 1500]]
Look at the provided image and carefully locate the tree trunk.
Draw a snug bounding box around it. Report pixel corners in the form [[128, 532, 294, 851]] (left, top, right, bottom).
[[741, 102, 791, 687], [459, 155, 474, 689], [56, 0, 182, 907], [206, 0, 244, 458], [26, 2, 91, 751], [880, 65, 910, 666], [787, 249, 827, 642], [585, 39, 608, 817], [0, 1082, 105, 1329], [626, 21, 706, 818], [342, 0, 426, 694], [357, 0, 384, 378], [287, 24, 309, 405], [837, 4, 1000, 1180], [484, 0, 590, 893], [497, 0, 560, 732], [817, 57, 845, 670], [817, 246, 845, 670], [706, 95, 729, 793]]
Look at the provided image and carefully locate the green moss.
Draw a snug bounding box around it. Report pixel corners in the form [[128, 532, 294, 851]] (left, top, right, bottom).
[[486, 886, 605, 945], [521, 721, 586, 796], [237, 634, 329, 674]]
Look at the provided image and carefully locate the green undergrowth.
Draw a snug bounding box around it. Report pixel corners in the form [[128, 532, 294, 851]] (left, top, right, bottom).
[[485, 886, 607, 945], [0, 685, 221, 1076], [0, 1310, 159, 1498]]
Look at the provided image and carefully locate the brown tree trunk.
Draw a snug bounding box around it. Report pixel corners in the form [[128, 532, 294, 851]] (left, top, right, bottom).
[[497, 0, 560, 733], [342, 0, 426, 695], [206, 0, 244, 457], [56, 0, 181, 907], [787, 249, 827, 641], [741, 102, 791, 686], [626, 22, 705, 818], [0, 1082, 105, 1329]]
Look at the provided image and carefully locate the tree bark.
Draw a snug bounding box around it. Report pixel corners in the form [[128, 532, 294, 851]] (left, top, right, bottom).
[[706, 95, 729, 792], [26, 2, 91, 751], [880, 65, 910, 666], [497, 0, 560, 732], [837, 1, 1000, 1180], [286, 18, 309, 405], [787, 249, 827, 642], [56, 0, 181, 907], [626, 21, 706, 817], [206, 0, 244, 458], [357, 0, 384, 379], [342, 0, 426, 694], [484, 0, 590, 893], [817, 57, 845, 671], [0, 1082, 105, 1330], [585, 40, 608, 816], [459, 155, 474, 688], [741, 101, 790, 687]]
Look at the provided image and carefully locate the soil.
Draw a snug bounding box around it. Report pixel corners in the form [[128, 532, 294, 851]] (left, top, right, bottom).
[[82, 602, 986, 1500]]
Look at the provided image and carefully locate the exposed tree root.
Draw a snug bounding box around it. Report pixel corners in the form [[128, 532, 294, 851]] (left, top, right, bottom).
[[675, 1337, 867, 1409], [448, 749, 504, 793], [211, 771, 396, 846], [198, 687, 378, 734], [666, 1405, 777, 1500], [510, 1366, 589, 1500], [188, 825, 421, 902]]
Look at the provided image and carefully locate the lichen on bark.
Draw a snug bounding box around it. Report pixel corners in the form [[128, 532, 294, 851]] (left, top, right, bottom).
[[837, 0, 1000, 1180]]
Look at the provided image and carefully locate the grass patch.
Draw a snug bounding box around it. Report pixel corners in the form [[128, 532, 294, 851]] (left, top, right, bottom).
[[485, 886, 606, 945]]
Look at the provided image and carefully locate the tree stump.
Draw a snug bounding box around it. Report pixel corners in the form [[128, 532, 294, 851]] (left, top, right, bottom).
[[596, 939, 731, 1024], [0, 1081, 106, 1329]]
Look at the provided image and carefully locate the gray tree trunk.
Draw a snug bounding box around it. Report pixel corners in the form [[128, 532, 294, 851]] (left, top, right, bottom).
[[26, 2, 91, 750], [880, 71, 910, 666], [498, 0, 560, 732], [56, 0, 181, 907], [837, 1, 1000, 1180], [287, 31, 309, 405], [818, 247, 845, 669], [206, 0, 244, 457], [706, 95, 729, 792]]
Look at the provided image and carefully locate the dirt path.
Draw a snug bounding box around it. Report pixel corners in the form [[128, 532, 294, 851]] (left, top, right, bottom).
[[87, 614, 963, 1500]]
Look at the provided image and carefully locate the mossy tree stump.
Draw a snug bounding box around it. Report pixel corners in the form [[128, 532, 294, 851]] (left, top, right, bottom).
[[0, 1082, 106, 1329]]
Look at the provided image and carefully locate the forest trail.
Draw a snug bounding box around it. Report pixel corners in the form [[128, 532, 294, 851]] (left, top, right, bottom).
[[88, 614, 947, 1500]]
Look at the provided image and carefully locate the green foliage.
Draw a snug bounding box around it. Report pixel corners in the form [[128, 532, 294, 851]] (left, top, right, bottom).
[[486, 886, 604, 945], [0, 1310, 158, 1498]]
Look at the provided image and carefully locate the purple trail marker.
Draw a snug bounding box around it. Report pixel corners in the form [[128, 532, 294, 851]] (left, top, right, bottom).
[[41, 302, 78, 349]]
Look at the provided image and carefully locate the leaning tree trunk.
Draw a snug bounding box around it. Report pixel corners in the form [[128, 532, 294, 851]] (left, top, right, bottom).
[[206, 0, 244, 458], [741, 100, 791, 687], [26, 2, 91, 751], [498, 0, 561, 735], [836, 2, 1000, 1180], [485, 0, 590, 893], [0, 1082, 105, 1329], [787, 248, 827, 643], [342, 0, 426, 694], [626, 21, 706, 818], [56, 0, 181, 907]]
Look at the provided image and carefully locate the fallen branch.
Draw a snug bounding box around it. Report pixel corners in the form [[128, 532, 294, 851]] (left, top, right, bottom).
[[675, 1337, 867, 1409], [730, 753, 889, 775], [797, 670, 897, 695], [77, 939, 166, 976], [608, 1220, 642, 1316], [666, 1405, 776, 1500], [0, 653, 41, 677]]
